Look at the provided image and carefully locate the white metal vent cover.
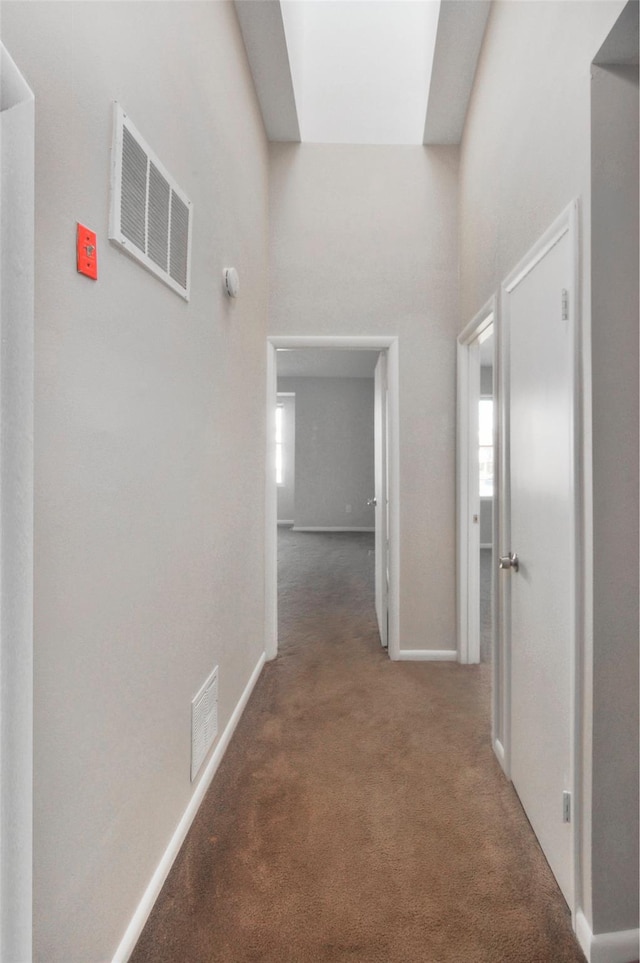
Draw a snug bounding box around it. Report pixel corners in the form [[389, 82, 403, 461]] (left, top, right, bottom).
[[109, 103, 192, 300], [191, 666, 218, 782]]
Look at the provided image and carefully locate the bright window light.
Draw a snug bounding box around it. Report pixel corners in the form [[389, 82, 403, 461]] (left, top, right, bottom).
[[281, 0, 441, 145], [275, 404, 284, 485]]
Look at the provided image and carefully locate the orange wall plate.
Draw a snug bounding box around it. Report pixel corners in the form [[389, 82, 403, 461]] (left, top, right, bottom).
[[76, 224, 98, 280]]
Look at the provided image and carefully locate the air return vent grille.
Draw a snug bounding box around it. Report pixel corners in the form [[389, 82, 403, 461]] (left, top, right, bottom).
[[191, 666, 218, 782], [109, 103, 192, 300]]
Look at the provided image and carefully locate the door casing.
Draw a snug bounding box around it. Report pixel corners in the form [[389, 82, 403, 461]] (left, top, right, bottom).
[[457, 299, 501, 759], [266, 335, 400, 660]]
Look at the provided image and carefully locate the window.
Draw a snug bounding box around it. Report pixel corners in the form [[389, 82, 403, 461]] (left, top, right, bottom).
[[275, 403, 284, 485], [479, 398, 494, 497]]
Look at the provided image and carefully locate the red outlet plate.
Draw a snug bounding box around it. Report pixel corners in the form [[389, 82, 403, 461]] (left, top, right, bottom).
[[77, 224, 98, 280]]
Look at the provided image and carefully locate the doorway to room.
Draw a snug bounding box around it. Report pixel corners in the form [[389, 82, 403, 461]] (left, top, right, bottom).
[[265, 336, 399, 662], [457, 307, 496, 664]]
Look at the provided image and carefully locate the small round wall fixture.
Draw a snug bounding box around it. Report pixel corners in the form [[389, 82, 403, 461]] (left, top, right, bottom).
[[223, 267, 239, 298]]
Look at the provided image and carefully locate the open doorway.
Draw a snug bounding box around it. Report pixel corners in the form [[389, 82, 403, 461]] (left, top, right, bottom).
[[457, 304, 496, 664], [457, 300, 500, 754], [276, 348, 379, 657], [478, 330, 495, 665], [265, 336, 399, 662]]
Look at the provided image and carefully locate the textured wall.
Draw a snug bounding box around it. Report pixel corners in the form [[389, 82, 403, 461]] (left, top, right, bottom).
[[269, 143, 460, 651], [279, 377, 375, 529], [459, 0, 636, 936], [2, 3, 269, 960], [276, 391, 296, 521]]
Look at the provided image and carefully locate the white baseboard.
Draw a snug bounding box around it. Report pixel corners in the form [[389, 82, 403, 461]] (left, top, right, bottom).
[[277, 519, 294, 526], [576, 910, 640, 963], [112, 651, 266, 963], [292, 526, 375, 533], [493, 738, 506, 769], [480, 542, 493, 549], [395, 649, 458, 662]]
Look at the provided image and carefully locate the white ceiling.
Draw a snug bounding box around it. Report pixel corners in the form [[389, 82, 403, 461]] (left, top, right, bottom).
[[277, 348, 379, 378], [281, 0, 440, 145], [234, 0, 491, 146]]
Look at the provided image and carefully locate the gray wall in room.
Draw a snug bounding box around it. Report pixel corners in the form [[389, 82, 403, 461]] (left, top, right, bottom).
[[279, 377, 375, 529], [480, 498, 492, 546], [269, 143, 459, 650], [480, 364, 493, 396], [2, 3, 269, 961], [458, 0, 635, 937]]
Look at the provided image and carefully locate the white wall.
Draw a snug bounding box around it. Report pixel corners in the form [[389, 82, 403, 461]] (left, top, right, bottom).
[[458, 0, 637, 938], [0, 44, 35, 963], [279, 376, 375, 529], [2, 3, 269, 961], [269, 143, 459, 651]]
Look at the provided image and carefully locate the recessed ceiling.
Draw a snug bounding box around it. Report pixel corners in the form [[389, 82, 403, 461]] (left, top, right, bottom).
[[281, 0, 440, 145], [234, 0, 492, 146]]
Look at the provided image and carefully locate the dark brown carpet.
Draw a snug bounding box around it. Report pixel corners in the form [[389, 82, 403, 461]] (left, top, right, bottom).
[[130, 530, 585, 963]]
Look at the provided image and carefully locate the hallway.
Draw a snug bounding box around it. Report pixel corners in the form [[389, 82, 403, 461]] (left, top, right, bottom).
[[130, 532, 584, 962]]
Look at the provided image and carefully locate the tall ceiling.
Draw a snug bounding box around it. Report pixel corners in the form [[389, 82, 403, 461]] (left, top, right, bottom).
[[235, 0, 491, 146], [281, 0, 441, 145]]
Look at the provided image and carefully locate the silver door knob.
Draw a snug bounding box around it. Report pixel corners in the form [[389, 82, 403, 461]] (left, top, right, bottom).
[[499, 552, 519, 572], [367, 498, 377, 507]]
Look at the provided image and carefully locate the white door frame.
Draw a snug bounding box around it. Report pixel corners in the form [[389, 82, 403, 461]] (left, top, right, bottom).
[[0, 44, 35, 962], [266, 335, 400, 660], [500, 200, 582, 920], [457, 298, 503, 760]]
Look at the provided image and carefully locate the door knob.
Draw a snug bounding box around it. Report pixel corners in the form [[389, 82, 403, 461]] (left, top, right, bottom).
[[367, 498, 377, 507], [499, 552, 519, 572]]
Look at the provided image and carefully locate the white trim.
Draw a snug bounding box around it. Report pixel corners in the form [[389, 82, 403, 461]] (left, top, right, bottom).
[[395, 649, 458, 662], [277, 519, 294, 527], [292, 526, 375, 533], [493, 738, 506, 769], [576, 911, 640, 963], [266, 336, 401, 661], [456, 296, 497, 677], [111, 652, 266, 963], [269, 336, 399, 350], [503, 225, 570, 295], [500, 199, 581, 916]]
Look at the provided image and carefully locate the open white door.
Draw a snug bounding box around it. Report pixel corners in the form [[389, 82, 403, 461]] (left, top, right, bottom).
[[501, 203, 578, 911], [374, 352, 388, 647]]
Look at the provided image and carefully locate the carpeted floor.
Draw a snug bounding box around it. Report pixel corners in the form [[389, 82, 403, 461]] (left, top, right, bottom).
[[130, 529, 585, 963]]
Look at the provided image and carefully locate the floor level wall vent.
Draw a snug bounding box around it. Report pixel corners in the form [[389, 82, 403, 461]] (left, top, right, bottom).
[[191, 666, 218, 782]]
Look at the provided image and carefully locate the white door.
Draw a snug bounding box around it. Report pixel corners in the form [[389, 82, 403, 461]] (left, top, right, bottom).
[[502, 206, 577, 908], [374, 352, 388, 647]]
